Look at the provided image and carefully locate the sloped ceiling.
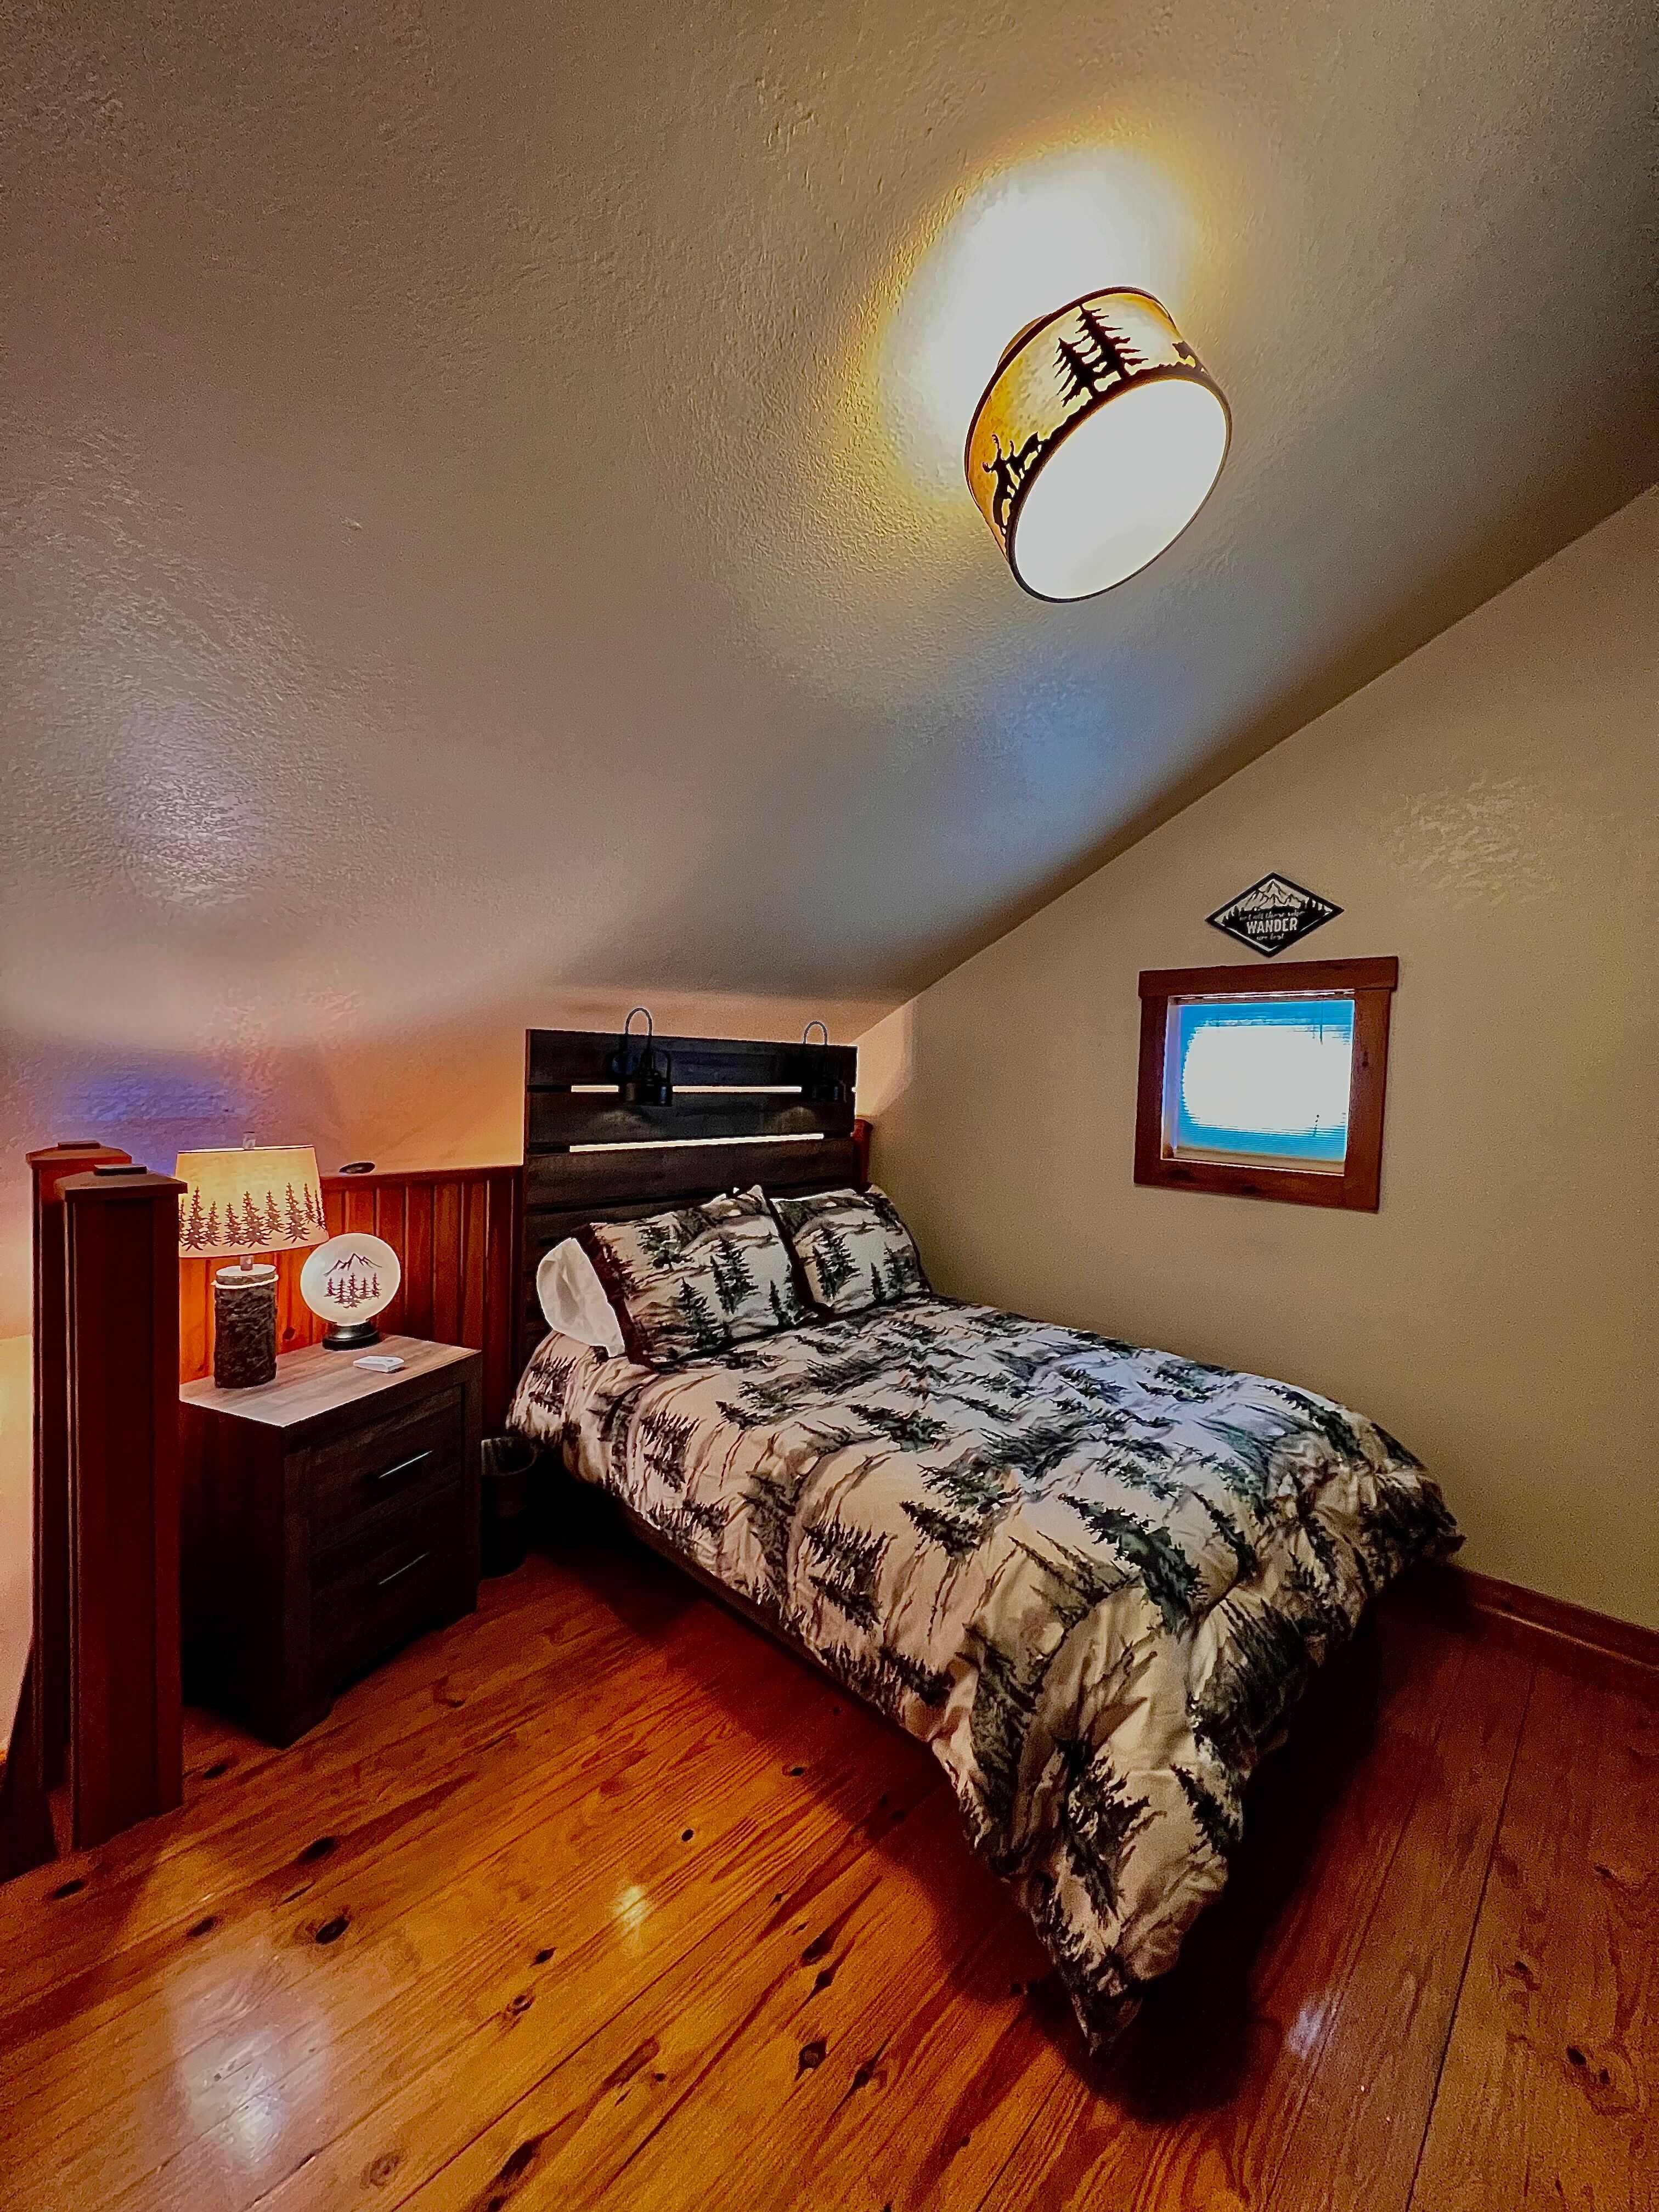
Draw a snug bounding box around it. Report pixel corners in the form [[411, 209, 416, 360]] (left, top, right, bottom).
[[2, 0, 1655, 1329]]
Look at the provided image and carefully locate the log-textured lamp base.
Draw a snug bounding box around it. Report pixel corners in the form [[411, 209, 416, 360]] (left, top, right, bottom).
[[213, 1266, 278, 1388]]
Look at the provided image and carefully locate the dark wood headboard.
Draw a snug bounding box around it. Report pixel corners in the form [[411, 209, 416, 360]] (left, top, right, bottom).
[[520, 1028, 865, 1370]]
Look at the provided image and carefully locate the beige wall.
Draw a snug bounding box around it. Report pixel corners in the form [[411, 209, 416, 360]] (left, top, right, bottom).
[[5, 0, 1656, 1400], [0, 984, 894, 1343], [861, 490, 1657, 1630]]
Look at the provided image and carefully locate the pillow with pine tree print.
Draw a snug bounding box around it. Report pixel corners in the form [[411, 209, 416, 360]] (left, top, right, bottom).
[[583, 1188, 803, 1366], [770, 1185, 928, 1317]]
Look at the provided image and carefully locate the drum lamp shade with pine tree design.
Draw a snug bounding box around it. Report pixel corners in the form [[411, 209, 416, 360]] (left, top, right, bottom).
[[176, 1141, 326, 1387], [966, 288, 1229, 601]]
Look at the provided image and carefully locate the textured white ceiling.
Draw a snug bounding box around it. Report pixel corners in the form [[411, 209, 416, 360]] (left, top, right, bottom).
[[2, 0, 1655, 1325]]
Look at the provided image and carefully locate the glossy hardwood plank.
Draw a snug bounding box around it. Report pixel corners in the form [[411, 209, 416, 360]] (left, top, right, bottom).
[[393, 1785, 980, 2212], [2, 1561, 930, 2211], [0, 1560, 637, 2017], [686, 1832, 1064, 2212], [1265, 1622, 1533, 2210], [225, 1687, 938, 2208], [3, 1551, 1651, 2212], [1406, 1649, 1659, 2212], [0, 1683, 661, 2180], [976, 1598, 1479, 2212], [92, 1673, 920, 2212], [0, 1598, 725, 2119], [404, 1776, 1065, 2212]]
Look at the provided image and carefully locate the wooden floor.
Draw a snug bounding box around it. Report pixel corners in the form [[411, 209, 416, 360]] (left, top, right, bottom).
[[1, 1542, 1654, 2212]]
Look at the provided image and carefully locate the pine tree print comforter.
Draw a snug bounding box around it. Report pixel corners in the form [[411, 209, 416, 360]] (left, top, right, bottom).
[[509, 1295, 1458, 2050]]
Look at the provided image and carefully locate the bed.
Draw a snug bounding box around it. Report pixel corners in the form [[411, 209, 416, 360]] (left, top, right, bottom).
[[507, 1028, 1459, 2052]]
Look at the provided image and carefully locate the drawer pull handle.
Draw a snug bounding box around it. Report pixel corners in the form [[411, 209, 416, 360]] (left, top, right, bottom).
[[377, 1551, 431, 1590], [376, 1449, 433, 1485]]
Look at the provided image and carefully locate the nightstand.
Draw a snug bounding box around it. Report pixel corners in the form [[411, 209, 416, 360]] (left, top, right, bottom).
[[180, 1337, 482, 1745]]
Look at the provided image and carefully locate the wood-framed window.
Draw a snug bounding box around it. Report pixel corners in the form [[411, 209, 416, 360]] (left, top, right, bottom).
[[1134, 957, 1398, 1210]]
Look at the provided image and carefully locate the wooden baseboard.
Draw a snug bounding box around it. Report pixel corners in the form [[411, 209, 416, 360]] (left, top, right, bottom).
[[1451, 1566, 1659, 1675]]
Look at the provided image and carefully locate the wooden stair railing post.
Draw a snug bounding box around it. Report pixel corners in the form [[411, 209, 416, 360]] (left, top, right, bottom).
[[0, 1653, 57, 1882], [3, 1143, 127, 1884], [61, 1166, 185, 1850], [25, 1143, 131, 1800]]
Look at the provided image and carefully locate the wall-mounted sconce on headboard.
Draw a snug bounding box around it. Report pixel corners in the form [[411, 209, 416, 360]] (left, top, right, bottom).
[[801, 1022, 849, 1107], [615, 1007, 674, 1108]]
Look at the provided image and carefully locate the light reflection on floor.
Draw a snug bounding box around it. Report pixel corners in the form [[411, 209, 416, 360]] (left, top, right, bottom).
[[613, 1880, 652, 1937]]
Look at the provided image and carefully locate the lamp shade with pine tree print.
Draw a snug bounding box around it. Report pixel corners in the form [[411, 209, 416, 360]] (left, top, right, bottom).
[[965, 287, 1229, 601], [175, 1142, 327, 1259]]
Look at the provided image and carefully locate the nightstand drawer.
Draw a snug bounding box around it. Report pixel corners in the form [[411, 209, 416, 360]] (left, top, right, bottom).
[[180, 1335, 481, 1744], [305, 1386, 462, 1542], [312, 1481, 466, 1687]]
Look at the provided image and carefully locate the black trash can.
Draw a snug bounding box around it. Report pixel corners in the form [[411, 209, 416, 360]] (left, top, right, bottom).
[[480, 1433, 540, 1577]]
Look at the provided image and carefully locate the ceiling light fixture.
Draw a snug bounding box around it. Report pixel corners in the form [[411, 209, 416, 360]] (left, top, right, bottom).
[[966, 288, 1228, 601]]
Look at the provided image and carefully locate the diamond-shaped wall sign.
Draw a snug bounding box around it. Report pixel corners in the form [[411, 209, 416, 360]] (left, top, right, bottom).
[[1206, 873, 1342, 957]]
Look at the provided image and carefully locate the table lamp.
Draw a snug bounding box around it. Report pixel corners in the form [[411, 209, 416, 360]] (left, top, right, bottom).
[[300, 1231, 401, 1352], [176, 1139, 326, 1387]]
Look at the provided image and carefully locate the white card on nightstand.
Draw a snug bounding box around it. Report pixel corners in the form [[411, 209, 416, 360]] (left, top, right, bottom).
[[354, 1354, 405, 1372]]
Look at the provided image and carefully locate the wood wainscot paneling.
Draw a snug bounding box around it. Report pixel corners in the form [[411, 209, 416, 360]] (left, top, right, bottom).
[[178, 1165, 522, 1432]]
